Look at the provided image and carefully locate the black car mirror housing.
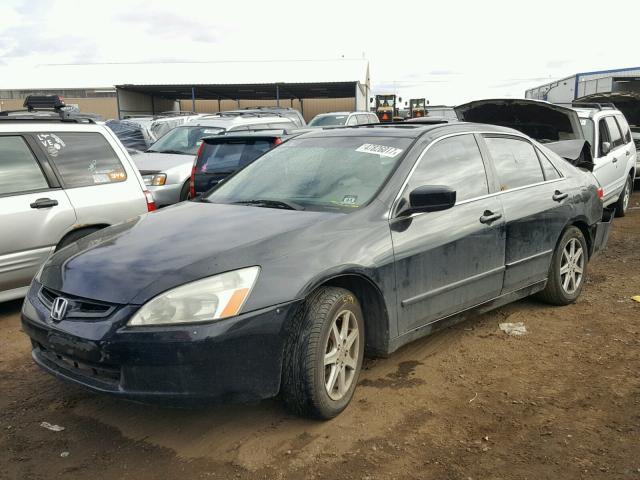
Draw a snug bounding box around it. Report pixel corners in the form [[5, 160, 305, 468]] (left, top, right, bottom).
[[406, 185, 456, 214]]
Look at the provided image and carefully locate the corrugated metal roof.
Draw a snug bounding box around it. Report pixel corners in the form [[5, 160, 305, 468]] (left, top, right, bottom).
[[0, 59, 369, 90]]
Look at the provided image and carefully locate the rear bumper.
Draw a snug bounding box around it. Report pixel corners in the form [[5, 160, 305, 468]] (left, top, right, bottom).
[[21, 285, 301, 403], [147, 183, 183, 207], [591, 207, 615, 257]]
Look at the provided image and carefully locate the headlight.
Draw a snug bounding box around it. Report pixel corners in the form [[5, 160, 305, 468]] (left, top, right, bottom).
[[142, 173, 167, 186], [128, 266, 260, 327]]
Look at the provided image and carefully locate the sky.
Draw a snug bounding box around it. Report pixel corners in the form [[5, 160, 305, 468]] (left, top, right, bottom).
[[1, 0, 639, 105]]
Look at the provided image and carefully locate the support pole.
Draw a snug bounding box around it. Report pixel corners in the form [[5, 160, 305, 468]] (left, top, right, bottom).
[[218, 97, 221, 112], [276, 84, 280, 107], [191, 87, 196, 112]]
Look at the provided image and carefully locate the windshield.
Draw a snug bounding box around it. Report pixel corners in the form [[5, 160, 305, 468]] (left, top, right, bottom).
[[148, 126, 224, 155], [579, 118, 595, 154], [377, 96, 395, 108], [308, 115, 348, 127], [204, 136, 411, 212]]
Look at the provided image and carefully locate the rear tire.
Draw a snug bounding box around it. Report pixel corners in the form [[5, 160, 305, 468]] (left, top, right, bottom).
[[55, 227, 102, 252], [537, 226, 588, 306], [614, 174, 632, 218], [281, 287, 364, 419]]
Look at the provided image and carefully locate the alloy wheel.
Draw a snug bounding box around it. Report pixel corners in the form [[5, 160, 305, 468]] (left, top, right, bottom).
[[560, 238, 584, 295], [324, 310, 360, 401]]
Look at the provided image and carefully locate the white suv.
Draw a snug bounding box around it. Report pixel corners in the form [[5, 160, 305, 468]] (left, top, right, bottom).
[[0, 96, 155, 302], [574, 104, 636, 216]]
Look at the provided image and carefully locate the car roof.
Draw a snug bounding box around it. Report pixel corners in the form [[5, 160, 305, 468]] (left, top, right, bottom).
[[185, 114, 293, 127], [295, 122, 519, 140]]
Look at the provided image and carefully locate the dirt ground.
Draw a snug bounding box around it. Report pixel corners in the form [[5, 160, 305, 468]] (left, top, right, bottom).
[[1, 193, 639, 480]]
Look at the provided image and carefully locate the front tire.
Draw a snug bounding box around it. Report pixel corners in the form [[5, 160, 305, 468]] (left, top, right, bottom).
[[281, 287, 364, 419], [538, 226, 588, 306], [614, 174, 632, 218]]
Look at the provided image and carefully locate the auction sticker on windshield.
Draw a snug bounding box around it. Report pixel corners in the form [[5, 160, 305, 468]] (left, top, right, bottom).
[[356, 143, 403, 158]]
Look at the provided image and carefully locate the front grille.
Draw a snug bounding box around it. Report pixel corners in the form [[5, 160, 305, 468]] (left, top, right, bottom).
[[38, 286, 116, 319], [35, 342, 120, 386]]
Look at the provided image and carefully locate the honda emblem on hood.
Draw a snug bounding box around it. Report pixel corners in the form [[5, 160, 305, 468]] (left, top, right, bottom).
[[50, 297, 69, 321]]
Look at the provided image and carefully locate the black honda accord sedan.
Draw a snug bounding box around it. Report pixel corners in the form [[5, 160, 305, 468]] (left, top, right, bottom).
[[22, 122, 613, 419]]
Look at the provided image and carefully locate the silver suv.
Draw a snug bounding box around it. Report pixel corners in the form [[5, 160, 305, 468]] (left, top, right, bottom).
[[0, 96, 155, 302], [573, 103, 637, 215], [133, 112, 298, 207]]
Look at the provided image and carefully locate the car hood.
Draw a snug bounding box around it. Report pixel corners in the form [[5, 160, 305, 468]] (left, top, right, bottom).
[[133, 152, 195, 173], [40, 201, 336, 305], [455, 99, 584, 144]]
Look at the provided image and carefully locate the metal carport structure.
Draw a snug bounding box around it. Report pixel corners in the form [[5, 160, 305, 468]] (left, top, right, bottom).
[[113, 59, 371, 120]]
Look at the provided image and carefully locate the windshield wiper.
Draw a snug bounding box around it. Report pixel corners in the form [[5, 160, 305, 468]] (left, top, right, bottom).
[[145, 149, 191, 155], [232, 199, 305, 211]]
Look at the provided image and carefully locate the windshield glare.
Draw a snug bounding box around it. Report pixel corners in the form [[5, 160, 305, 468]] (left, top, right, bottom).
[[204, 136, 411, 212], [308, 115, 348, 127], [149, 126, 224, 155]]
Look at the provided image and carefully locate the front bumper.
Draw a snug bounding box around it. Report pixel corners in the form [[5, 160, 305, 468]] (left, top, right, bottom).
[[21, 283, 300, 403]]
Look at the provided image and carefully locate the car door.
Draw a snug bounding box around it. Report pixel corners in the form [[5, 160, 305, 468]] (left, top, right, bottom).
[[0, 135, 76, 297], [481, 134, 571, 293], [391, 133, 506, 333]]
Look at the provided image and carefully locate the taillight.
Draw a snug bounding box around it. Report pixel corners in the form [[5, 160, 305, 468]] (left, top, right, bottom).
[[273, 137, 283, 146], [597, 187, 604, 201], [190, 142, 205, 198], [144, 190, 156, 212]]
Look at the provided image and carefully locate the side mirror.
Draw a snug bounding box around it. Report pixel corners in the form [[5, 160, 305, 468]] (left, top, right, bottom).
[[601, 141, 611, 155], [369, 97, 374, 103], [398, 97, 402, 103], [407, 186, 456, 214]]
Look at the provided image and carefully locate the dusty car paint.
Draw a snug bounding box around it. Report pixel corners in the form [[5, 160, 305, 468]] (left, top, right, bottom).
[[22, 123, 611, 402]]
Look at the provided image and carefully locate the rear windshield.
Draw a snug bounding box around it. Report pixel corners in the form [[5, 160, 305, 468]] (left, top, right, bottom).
[[197, 140, 274, 173], [308, 115, 348, 127]]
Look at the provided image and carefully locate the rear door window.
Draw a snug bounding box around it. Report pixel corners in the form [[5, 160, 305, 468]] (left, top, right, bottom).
[[357, 114, 370, 124], [408, 134, 489, 202], [37, 132, 127, 188], [346, 116, 358, 126], [536, 149, 561, 180], [604, 116, 623, 148], [197, 140, 273, 173], [484, 136, 544, 190], [0, 136, 49, 196]]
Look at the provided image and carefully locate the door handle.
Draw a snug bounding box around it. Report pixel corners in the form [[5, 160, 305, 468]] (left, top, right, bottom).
[[612, 157, 618, 163], [30, 198, 58, 209], [479, 210, 502, 224], [552, 190, 568, 202]]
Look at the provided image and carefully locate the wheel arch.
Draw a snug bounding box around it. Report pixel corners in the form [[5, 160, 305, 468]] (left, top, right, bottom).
[[558, 217, 592, 259], [298, 271, 392, 357], [56, 224, 110, 251]]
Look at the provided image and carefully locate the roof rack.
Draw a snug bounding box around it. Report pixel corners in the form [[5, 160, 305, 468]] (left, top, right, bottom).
[[571, 102, 617, 110], [0, 95, 98, 123]]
